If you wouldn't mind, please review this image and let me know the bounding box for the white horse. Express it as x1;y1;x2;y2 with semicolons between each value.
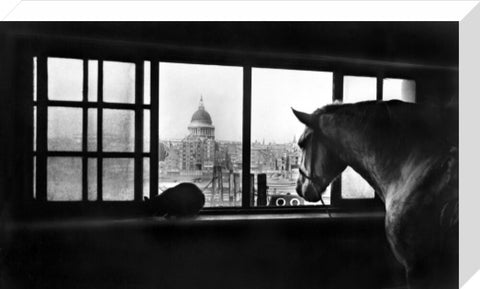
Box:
293;100;458;289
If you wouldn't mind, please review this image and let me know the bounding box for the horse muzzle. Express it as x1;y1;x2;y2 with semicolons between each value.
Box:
296;176;324;202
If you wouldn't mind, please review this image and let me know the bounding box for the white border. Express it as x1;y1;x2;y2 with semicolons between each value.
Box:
0;1;478;21
2;0;480;288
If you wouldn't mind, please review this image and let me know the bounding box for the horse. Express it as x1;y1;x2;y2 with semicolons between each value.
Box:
292;100;458;289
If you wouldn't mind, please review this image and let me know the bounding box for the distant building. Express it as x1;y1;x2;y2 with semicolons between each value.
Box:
181;96;217;174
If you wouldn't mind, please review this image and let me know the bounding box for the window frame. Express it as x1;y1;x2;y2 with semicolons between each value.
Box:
35;57;149;203
18;34;449;217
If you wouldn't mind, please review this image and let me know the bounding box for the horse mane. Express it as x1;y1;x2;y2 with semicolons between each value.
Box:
315;100;457;148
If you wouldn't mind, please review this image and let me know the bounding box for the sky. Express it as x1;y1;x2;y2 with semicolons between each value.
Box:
159;64;336;144
251;68;333;143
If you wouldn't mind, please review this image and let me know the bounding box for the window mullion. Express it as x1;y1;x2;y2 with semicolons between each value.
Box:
150;60;159;199
82;59;88;202
97;60;103;201
242;66;252;208
377;75;383;101
36;55;48;202
134;61;144;202
330;71;343;206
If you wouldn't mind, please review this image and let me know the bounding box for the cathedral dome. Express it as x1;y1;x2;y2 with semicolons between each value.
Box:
189;96;213;126
191;109;212;125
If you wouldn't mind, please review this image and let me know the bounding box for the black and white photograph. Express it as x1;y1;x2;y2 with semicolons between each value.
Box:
0;19;463;289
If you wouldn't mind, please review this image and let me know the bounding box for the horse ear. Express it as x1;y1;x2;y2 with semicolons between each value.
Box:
291;108;313;127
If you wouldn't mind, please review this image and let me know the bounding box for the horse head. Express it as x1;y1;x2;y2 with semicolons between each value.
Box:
292;108;347;202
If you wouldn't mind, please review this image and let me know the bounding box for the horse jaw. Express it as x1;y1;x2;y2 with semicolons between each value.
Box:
296;176;326;202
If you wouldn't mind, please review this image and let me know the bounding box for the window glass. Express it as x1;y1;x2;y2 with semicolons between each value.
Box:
103;61;135;103
144;61;151;105
87;109;97;151
33;57;37;101
144;109;150;152
48;107;82;151
47;157;82;201
343;76;376;103
103;158;134;201
103;109;135;152
48;58;83;101
143;157;150;199
159;62;243;207
342;76;376;199
33;106;37;151
88;158;97;201
383;78;416;103
252;68;333;206
88;60;98;102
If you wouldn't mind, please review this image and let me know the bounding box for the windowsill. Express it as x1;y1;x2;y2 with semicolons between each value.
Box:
4;210;386;233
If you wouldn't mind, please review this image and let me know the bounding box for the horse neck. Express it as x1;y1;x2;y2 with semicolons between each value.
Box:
320;105;444;203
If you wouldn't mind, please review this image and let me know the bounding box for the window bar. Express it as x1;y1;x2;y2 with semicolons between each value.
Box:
30;57;36;202
29;57;37;201
373;75;383;203
36;55;48;202
242;66;252;208
46;151;136;158
97;60;103;201
377;75;383;101
46;100;139;110
82;59;88;201
150;61;159;199
134;61;144;202
330;72;344;206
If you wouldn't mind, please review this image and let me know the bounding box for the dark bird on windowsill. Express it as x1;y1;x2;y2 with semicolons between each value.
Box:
144;182;205;218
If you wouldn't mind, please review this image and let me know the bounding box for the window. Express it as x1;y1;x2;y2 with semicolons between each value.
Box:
251;68;333;207
30;47;416;213
158;62;243;207
383;78;416;103
341;76;377;200
34;57;150;202
337;76;416;201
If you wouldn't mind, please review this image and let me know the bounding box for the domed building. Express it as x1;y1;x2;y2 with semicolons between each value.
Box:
188;96;215;139
181;96;217;174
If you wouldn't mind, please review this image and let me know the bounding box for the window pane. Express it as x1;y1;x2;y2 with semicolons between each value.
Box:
88;109;97;151
47;157;82;201
33;106;37;151
33;156;36;199
159;62;243;207
342;75;376;199
144;61;151;105
88;60;98;102
88;158;97;201
383;78;416;103
343;76;376;103
103;109;135;152
144;109;150;152
103;61;135;103
48;57;83;101
103;158;134;201
252;68;333;206
33;57;37;102
48;107;82;151
144;157;149;199
341;167;375;199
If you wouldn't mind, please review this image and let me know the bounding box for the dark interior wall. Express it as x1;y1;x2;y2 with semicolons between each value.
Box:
0;22;459;67
3;217;406;289
0;22;458;289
